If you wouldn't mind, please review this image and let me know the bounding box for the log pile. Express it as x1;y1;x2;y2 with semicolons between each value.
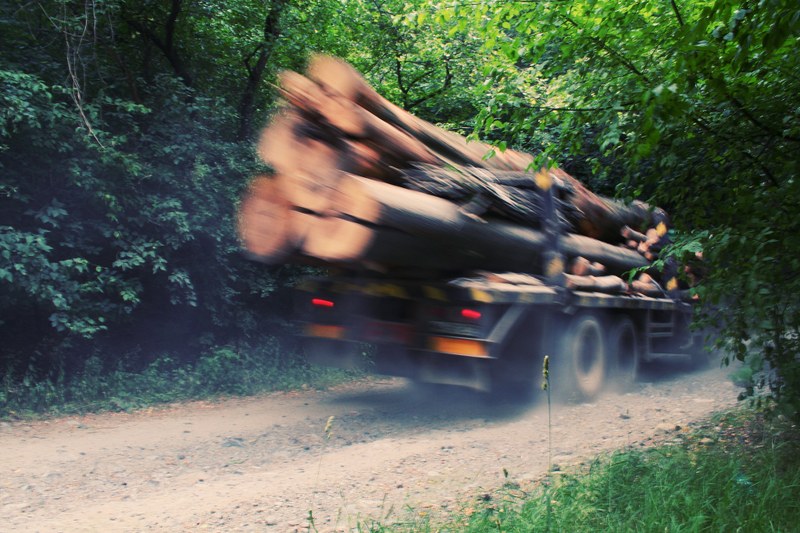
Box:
238;55;688;297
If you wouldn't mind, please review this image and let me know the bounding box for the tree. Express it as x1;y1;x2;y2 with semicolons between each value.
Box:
431;0;800;417
3;0;454;383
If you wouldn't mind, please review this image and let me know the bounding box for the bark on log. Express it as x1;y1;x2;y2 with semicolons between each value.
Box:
299;175;650;275
307;55;535;171
400;165;579;229
548;168;660;243
302;217;526;272
340;139;398;179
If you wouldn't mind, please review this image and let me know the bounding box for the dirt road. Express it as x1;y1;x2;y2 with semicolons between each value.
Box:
0;362;739;532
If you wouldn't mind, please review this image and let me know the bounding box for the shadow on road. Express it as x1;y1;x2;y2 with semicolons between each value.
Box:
321;356;719;428
326;380;531;425
637;356;713;383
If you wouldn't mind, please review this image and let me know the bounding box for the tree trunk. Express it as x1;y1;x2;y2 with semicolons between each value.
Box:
237;0;286;141
125;0;192;87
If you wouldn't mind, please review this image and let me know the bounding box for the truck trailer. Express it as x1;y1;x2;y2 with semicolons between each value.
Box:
295;270;703;401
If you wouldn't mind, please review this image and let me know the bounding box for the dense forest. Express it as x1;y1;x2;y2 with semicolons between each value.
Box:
1;1;798;417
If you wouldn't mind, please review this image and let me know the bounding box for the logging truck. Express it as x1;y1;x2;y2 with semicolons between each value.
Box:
237;56;707;400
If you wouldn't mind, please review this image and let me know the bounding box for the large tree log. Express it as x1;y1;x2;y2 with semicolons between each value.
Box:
629;273;666;297
299;175;650;275
261;58;671;247
399;165;665;243
244;57;677;278
277;71;366;136
257;111;345;178
278;70;442;172
307;55;535;172
401;165;577;230
621;225;648;243
548;168;665;242
569;256;607;276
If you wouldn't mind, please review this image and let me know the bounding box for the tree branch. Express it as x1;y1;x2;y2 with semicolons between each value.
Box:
725;92;800;143
48;1;104;147
670;0;685;27
237;0;286;140
123;0;192;87
563;15;648;82
524;103;635;113
407;60;453;109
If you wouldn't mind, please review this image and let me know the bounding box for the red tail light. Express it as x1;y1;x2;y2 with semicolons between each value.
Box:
312;298;335;308
461;308;481;320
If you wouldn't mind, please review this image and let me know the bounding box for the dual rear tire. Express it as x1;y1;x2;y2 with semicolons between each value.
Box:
552;312;640;402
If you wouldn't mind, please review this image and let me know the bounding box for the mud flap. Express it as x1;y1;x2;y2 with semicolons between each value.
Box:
302;338;370;371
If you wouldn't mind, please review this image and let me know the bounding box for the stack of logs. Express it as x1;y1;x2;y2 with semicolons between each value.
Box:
238;55;687;298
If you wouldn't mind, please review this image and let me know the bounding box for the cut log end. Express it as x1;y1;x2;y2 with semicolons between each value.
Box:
237;176;293;262
257;111;299;171
302;216;376;262
569;256;607;276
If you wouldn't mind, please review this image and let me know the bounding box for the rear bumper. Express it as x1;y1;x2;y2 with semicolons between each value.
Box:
301;336;493;390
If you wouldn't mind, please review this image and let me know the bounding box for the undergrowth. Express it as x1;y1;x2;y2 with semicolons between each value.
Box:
366;409;800;532
0;338;361;419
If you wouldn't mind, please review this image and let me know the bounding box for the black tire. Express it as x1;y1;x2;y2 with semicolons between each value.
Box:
488;313;545;404
553;312;608;402
608;316;640;390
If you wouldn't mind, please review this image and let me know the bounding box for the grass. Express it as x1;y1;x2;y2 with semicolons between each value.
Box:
366;409;800;532
0;338;363;419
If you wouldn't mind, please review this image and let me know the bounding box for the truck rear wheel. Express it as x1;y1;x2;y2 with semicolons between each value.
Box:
553;312;608;402
608;316;640;389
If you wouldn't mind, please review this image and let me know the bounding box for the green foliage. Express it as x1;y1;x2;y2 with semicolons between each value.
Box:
367;411;800;532
4;0;798;418
428;0;800;419
0;0;501;402
340;0;486;129
0;1;338;384
469;432;800;532
0;338;359;418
